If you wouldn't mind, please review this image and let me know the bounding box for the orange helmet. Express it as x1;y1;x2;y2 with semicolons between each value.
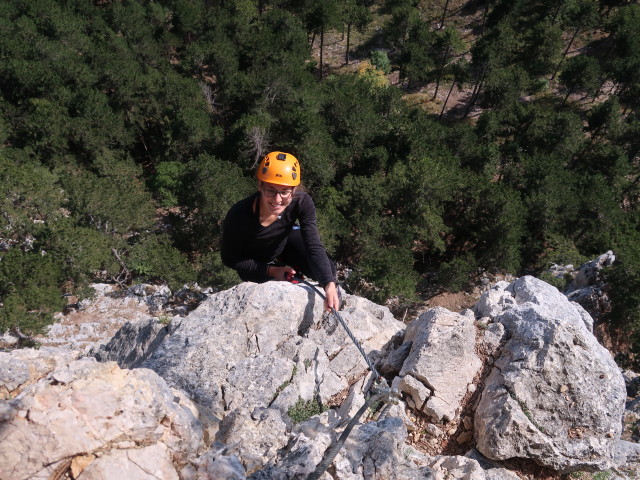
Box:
256;151;300;186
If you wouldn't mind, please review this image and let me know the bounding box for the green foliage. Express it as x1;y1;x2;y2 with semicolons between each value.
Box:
347;244;419;303
61;162;156;234
287;397;328;423
0;249;66;335
0;152;64;244
559;55;602;101
195;251;242;291
128;235;195;291
604;241;640;332
538;272;570;292
45;220;122;284
370;50;391;74
437;253;478;293
398;18;435;85
534;234;586;271
0;0;639;345
150;161;187;207
180;154;254;251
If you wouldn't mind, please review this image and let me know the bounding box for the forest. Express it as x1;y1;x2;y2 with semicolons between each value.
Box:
0;0;638;360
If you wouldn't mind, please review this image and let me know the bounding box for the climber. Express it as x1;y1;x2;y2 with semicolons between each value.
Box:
220;151;340;312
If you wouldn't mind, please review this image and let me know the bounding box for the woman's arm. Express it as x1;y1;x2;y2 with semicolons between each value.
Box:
220;202;270;277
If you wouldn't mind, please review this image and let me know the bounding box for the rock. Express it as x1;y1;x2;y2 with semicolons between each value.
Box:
566;251;615;293
77;444;179;480
564;252;615;322
623;370;640;398
0;347;79;397
480;321;505;356
250;414;336;480
613;440;640;479
474;281;516;318
215;407;289;475
5;270;633;479
0;332;19;348
474;276;626;473
91;317;176;369
428;455;521;480
396;307;482;423
464;449;523;480
0;354;205;480
190;443;247;480
36;283;157;352
103;282;404;424
253;416;436;480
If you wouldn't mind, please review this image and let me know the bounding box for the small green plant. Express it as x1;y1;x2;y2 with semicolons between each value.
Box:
303;358;312;370
158;315;172;326
568;471;614;480
592;471;613;480
287;397;327;423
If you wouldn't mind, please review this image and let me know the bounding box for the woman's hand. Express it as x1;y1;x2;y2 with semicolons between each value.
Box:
268;265;296;281
323;282;339;312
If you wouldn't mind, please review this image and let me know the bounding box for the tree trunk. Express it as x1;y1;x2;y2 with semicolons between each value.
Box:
320;25;324;79
439;79;457;119
562;86;575;106
593;76;609;100
551;2;563;24
551;26;580;80
439;0;451;30
345;23;352;65
463;74;484;118
482;0;490;36
433;44;451;100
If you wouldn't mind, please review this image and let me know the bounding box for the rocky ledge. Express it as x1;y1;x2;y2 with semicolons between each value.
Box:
1;273;639;479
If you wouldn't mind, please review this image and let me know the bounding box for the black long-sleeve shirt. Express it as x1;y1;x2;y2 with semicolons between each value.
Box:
220;191;336;286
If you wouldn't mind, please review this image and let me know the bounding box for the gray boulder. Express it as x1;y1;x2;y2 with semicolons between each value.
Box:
565;251;615;322
392;307;482;424
0;353;206;480
104;281;404;421
566;251;615;293
474;276;626;473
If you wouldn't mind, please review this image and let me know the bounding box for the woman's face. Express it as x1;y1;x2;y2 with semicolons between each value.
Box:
259;181;295;215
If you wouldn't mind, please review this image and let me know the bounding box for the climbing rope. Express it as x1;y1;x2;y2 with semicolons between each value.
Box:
286;272;381;382
285;273;401;480
306;382;399;480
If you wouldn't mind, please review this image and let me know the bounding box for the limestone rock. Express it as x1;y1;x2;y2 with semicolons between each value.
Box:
565;251;615;323
91;317;177;369
215;407;290;475
428;455;521;480
566;251;615;293
253;416;436;480
475;276;626;473
0;347;78;397
473;281;516;319
396;307;482;423
0;354;205;480
97;282;404;423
